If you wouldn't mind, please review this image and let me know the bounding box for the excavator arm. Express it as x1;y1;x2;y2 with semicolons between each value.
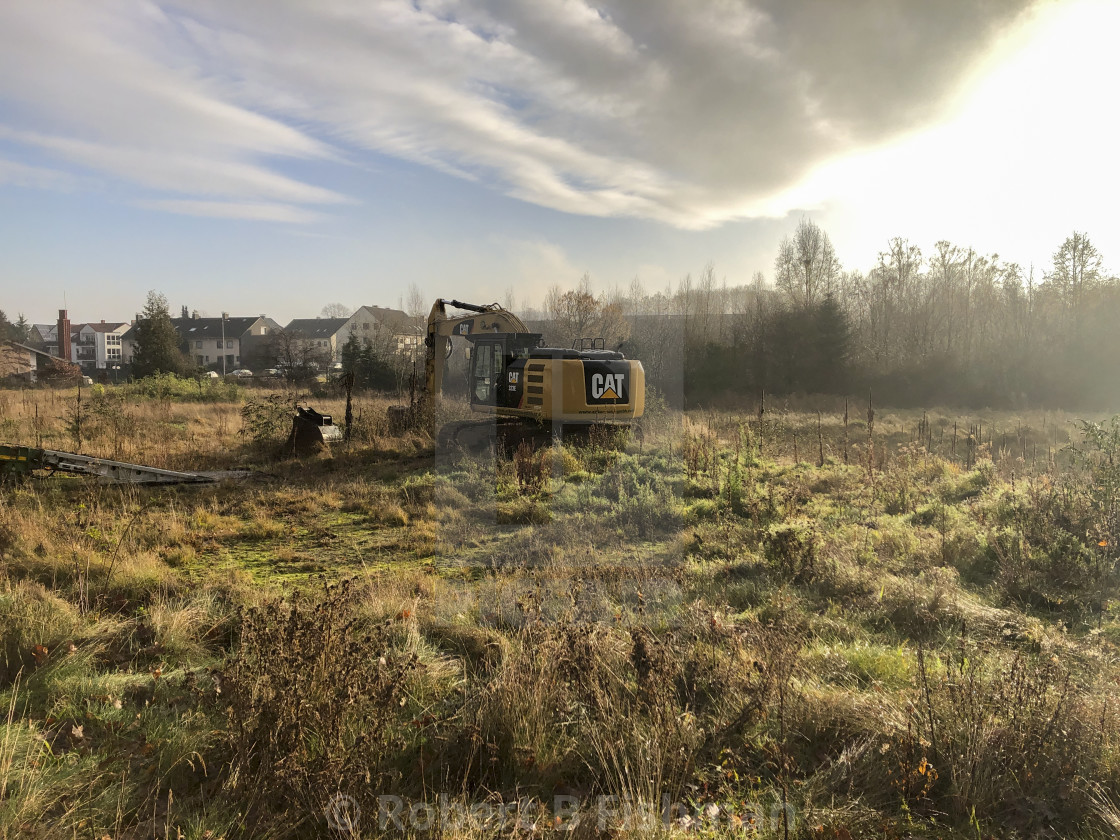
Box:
424;299;529;409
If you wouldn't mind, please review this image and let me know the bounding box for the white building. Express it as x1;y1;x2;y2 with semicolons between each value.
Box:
73;322;130;372
174;316;279;371
338;305;423;359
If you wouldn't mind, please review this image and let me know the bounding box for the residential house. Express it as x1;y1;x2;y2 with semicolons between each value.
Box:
119;324;137;365
395;324;424;358
1;341;42;382
171;315;282;372
28;323;56;352
0;341;80;383
339;306;423;359
73;321;130;372
28;310;71;361
27;312;130;374
282;317;350;363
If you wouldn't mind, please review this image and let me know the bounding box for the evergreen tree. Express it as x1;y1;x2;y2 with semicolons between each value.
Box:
132;291;187;377
810;294;851;393
358;338;398;390
340;333;363;376
13;314;30;342
341;333;397;390
0;310;15;341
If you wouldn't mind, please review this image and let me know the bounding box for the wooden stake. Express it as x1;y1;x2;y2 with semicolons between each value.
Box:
817;411;824;468
867;390;875;479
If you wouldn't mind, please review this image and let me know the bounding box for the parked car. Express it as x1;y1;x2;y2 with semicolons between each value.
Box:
201;371;220;379
230;369;253;378
80;376;93;386
261;368;281;377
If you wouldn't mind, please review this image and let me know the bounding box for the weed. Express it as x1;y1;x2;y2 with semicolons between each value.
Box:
222;577;420;833
239;394;294;449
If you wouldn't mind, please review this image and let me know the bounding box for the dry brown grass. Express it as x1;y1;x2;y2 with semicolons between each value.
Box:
3;383;1120;837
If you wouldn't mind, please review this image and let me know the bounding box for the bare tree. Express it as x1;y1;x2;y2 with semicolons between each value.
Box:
405;283;426;319
269;328;332;379
775;218;841;308
546;276;599;347
321;302;353;319
545;273;631;349
1049;231;1102;314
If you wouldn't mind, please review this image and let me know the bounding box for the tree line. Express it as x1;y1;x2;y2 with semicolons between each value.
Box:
533;224;1120;409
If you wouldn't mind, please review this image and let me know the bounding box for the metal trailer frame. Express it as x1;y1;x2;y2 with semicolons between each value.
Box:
0;444;221;485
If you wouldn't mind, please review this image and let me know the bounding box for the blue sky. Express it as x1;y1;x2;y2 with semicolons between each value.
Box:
2;0;1118;325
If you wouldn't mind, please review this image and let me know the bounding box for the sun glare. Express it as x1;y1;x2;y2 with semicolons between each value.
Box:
799;0;1120;271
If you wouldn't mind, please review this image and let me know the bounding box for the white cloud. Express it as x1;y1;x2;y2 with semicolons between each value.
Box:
0;156;79;191
0;0;1038;227
0;127;348;205
0;0;342;218
136;199;327;223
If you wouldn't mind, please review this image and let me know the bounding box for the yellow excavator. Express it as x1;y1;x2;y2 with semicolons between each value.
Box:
414;298;645;452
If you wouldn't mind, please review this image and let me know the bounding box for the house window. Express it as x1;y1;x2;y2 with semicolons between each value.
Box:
205;356;210;363
196;341;203;349
363;323;370;331
226;340;234;349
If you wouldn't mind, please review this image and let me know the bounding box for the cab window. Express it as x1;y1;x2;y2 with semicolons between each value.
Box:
472;342;502;403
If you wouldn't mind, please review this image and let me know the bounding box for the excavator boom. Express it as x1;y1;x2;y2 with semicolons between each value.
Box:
423;299;529;411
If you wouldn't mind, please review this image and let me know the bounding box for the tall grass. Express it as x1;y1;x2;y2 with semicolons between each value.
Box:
1;384;1120;837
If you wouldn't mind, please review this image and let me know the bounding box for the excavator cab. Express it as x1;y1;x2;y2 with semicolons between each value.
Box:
466;333;542;410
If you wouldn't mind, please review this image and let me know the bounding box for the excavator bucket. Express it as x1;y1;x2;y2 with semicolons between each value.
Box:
287;406;343;454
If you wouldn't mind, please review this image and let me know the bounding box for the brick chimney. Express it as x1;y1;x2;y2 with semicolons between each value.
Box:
57;309;71;361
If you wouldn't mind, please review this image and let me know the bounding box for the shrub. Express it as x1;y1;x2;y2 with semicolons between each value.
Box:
222;579;420;833
895;641;1108;832
765;523;816;581
123;372;242;403
239;394;293;448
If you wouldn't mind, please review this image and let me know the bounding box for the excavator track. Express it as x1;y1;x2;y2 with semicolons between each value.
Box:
437;420;634;457
437;420;494;455
437;419;556;456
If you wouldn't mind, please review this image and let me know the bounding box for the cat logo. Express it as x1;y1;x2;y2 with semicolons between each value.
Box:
591;372;625;401
456;322;472;335
584;363;629;405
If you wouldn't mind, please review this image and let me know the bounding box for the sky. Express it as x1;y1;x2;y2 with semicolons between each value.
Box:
1;0;1118;325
